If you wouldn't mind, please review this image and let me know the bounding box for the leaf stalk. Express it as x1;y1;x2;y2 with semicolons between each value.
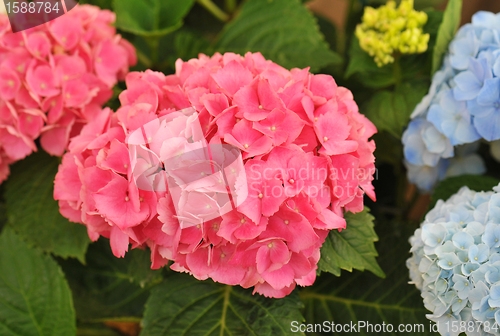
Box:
197;0;230;22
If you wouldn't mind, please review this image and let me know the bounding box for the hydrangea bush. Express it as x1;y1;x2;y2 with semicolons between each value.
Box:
0;5;136;183
54;52;377;297
403;11;500;191
408;184;500;335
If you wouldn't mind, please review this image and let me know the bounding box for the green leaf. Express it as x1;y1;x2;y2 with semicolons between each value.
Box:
424;10;445;37
140;274;305;336
302;221;437;336
431;175;500;208
113;0;196;37
345;36;396;89
160;29;213;66
4;151;90;263
422;9;445;71
415;0;447;10
59;239;162;321
318;208;385;278
0;228;76;335
0;201;6;233
174;30;212;61
431;0;462;74
364;81;428;138
216;0;341;72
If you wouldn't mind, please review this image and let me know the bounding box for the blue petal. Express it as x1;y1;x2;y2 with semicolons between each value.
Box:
452;231;474;250
452;119;481;145
472;11;500;29
494;56;500;77
453;71;482;100
491;284;500;300
473;111;500;141
477;77;500;106
450;34;479;70
427;104;447;134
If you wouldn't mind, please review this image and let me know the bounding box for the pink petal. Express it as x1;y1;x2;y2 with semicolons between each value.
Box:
186;246;215;279
0;127;34;160
26;32;51;59
211;60;253;96
18;112;44;139
54;153;82;203
26;64;60;97
50;15;82;50
63;79;91;107
253;281;295;298
0;67;21;100
261;264;295;290
295;268;317;287
40;115;75;156
315;208;346;230
56;55;87;81
202;93;229;117
309;74;337;100
93;176;149;229
315;112;358;155
95;40;128;87
267;207;319;252
98;139;130;175
233;79;285;121
110;226;130;258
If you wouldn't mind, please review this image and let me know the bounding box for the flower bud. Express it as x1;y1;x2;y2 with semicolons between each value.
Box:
355;0;429;66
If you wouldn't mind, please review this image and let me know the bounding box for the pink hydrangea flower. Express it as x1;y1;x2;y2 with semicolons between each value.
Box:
0;4;136;184
54;52;376;298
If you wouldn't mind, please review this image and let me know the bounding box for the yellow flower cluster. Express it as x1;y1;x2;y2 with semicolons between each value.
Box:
355;0;430;67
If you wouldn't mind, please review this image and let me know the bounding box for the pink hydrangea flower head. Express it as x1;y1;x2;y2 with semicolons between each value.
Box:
0;4;136;182
54;52;376;298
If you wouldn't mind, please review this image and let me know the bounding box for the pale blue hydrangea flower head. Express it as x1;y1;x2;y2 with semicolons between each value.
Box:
407;183;500;335
403;11;500;191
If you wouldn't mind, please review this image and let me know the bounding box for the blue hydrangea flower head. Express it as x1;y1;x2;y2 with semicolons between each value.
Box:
408;183;500;335
403;11;500;191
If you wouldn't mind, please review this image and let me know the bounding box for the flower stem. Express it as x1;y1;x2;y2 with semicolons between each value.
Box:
393;55;402;86
197;0;230;22
224;0;237;13
145;37;160;65
135;49;153;69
